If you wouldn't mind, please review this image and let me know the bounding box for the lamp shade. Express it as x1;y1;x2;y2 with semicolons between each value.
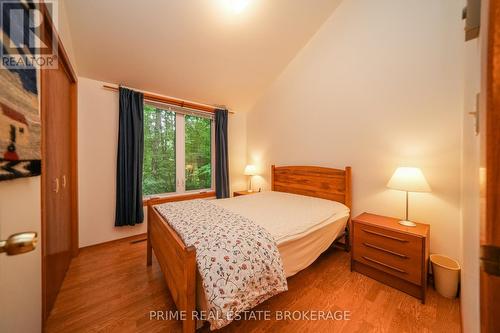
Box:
387;167;431;192
244;164;257;176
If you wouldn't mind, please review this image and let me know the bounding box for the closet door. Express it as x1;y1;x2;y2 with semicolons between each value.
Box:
41;55;73;319
40;8;78;321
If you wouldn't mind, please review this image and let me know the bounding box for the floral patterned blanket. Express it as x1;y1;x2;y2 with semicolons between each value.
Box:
155;199;288;330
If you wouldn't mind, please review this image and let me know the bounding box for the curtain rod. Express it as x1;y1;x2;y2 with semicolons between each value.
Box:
102;84;235;114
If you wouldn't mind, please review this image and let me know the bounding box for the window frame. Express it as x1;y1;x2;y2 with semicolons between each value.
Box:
142;102;215;199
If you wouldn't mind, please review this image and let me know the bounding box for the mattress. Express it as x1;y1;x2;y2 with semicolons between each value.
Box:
213;191;350;243
212;191;350;276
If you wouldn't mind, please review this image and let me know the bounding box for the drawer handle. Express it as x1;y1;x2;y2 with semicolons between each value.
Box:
362;256;407;274
363;242;408;258
362;228;408;243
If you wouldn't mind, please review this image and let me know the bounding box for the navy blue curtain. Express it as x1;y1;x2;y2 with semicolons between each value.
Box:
215;109;229;198
115;87;144;226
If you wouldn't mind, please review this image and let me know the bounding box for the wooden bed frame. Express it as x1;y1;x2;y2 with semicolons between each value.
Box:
147;165;352;333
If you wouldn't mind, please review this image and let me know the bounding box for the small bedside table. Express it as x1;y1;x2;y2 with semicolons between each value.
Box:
233;190;259;197
351;213;430;303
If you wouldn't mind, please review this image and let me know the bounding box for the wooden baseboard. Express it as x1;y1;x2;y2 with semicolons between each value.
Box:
79;233;147;251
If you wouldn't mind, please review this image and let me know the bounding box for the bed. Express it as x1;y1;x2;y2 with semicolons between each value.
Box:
147;165;352;332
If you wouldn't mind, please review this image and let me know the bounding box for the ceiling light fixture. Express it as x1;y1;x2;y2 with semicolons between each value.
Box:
220;0;251;14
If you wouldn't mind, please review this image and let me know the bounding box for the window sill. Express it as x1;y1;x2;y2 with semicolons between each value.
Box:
143;191;216;206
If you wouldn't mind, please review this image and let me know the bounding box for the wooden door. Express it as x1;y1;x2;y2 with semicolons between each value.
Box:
41;58;72;318
40;5;78;322
480;0;500;332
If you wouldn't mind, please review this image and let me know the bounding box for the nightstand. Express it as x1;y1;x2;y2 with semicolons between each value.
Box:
351;213;430;303
233;190;258;197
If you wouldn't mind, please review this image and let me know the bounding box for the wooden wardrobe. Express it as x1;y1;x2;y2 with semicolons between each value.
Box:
40;6;78;322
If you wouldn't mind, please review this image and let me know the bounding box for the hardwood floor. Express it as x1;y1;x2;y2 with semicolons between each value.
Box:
45;235;461;333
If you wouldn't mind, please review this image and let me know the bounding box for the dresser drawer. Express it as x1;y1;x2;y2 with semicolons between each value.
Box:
351;213;430;303
354;222;422;259
353;240;422;285
353;221;424;285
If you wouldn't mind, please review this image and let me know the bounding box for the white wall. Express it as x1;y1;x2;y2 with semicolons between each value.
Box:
460;36;481;333
460;2;486;328
78;77;146;247
78;77;247;247
228;110;248;193
55;0;78;73
247;0;465;260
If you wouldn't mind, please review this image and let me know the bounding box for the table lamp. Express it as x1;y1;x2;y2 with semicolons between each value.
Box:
244;164;257;192
386;167;431;227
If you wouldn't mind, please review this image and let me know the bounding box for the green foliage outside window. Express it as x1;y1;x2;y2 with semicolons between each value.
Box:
185;115;212;190
142;105;176;195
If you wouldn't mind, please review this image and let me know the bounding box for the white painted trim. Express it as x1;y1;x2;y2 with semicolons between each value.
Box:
175;113;185;194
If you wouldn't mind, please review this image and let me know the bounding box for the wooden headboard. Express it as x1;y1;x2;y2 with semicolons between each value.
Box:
271;165;352;209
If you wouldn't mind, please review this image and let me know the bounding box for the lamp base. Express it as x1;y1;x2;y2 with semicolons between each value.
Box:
399;220;417;227
247;189;254;193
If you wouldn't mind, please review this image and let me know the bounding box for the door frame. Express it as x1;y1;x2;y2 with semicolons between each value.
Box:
481;0;500;332
39;3;78;323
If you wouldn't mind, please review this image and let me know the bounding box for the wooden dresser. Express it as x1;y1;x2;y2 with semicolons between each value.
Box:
351;213;430;303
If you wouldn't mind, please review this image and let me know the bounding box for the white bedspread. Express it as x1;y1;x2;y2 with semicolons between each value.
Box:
212;191;350;243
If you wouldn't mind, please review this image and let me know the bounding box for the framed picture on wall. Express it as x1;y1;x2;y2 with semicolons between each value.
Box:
0;1;41;181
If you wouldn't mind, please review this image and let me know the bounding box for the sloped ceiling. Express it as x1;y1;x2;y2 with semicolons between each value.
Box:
63;0;342;111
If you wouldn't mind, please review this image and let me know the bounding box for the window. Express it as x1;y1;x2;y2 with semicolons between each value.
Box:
143;105;176;195
142;103;213;196
185;115;212;191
